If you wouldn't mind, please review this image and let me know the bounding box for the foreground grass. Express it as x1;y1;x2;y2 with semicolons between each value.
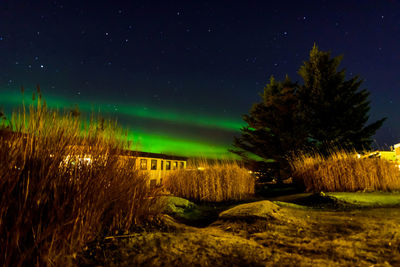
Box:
0;92;160;266
164;159;255;202
291;150;400;192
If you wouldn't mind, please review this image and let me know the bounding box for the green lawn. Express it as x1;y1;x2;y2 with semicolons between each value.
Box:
327;192;400;207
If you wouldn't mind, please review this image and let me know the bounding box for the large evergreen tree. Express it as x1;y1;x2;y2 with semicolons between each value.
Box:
232;45;385;179
231;76;307;179
297;44;385;152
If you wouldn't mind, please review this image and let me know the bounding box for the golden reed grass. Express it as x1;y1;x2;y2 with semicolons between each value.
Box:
290;150;400;192
0;92;160;266
164;158;255;202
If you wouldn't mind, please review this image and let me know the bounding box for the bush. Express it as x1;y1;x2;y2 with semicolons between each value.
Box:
290;150;400;192
164;159;255;202
0;93;160;266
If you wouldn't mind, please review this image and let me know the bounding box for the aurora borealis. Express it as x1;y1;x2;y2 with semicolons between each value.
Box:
1;1;400;157
1;90;241;157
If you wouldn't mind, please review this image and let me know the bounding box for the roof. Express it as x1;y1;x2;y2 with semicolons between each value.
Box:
120;150;188;161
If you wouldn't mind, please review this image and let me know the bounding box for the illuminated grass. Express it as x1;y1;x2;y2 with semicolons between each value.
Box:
0;94;162;266
327;192;400;206
291;150;400;192
164;159;255;202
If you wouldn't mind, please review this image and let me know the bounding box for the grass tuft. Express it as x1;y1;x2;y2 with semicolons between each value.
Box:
164;159;255;202
0;93;160;266
290;150;400;192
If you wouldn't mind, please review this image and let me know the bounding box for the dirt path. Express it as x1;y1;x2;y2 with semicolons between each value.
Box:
79;203;400;266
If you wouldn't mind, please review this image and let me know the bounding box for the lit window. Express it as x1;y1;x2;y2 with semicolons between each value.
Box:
140;159;147;170
151;159;157;170
166;161;171;170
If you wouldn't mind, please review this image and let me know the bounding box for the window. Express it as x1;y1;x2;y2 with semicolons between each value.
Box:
179;161;184;169
173;161;177;170
166;161;171;170
151;159;157;170
140;159;147;170
161;160;164;170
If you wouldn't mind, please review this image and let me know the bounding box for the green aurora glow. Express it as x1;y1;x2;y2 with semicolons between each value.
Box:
2;91;244;131
1;90;244;158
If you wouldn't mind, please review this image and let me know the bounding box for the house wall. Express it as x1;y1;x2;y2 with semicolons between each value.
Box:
120;156;187;186
395;144;400;161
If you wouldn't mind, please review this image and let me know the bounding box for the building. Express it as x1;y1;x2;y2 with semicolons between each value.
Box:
363;143;400;164
119;150;188;187
395;143;400;162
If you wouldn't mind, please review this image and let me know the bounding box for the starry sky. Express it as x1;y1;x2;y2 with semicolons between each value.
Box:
1;0;399;157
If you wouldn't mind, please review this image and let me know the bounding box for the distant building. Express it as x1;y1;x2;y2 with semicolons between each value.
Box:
119;150;187;187
63;147;188;187
395;143;400;162
0;129;188;188
363;143;400;165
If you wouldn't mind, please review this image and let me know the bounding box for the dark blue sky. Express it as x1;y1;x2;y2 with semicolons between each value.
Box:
1;0;399;155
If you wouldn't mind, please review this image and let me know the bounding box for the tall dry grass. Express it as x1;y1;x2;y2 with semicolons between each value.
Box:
0;92;160;266
164;159;255;202
291;150;400;192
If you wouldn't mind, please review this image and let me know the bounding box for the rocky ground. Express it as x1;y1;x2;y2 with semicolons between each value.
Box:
79;194;400;266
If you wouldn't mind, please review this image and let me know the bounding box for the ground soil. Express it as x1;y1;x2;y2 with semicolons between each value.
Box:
79;197;400;267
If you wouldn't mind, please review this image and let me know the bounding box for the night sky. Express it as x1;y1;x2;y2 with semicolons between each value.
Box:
1;0;399;157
